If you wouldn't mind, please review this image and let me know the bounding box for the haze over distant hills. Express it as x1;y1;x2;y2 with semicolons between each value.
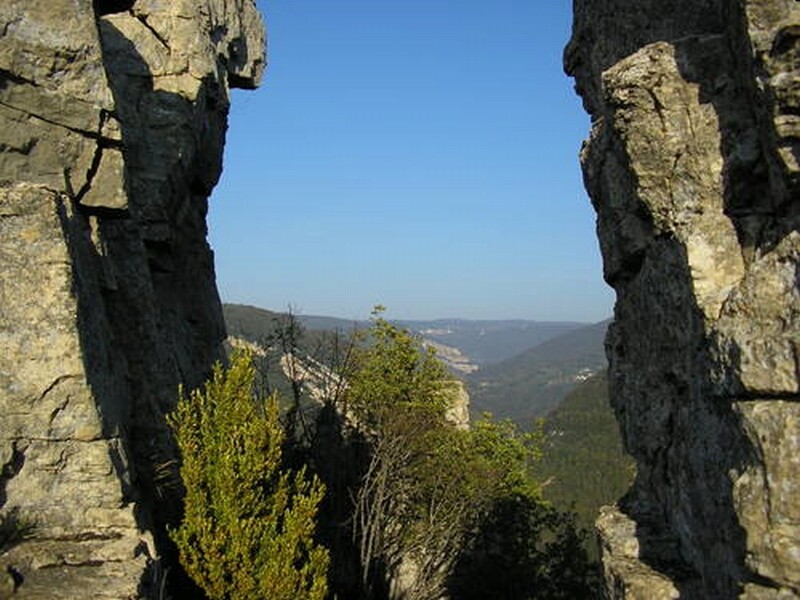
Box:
223;303;597;366
399;318;585;366
467;319;610;423
223;303;609;424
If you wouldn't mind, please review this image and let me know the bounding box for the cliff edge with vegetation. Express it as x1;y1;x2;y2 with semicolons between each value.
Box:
0;1;264;597
566;0;799;597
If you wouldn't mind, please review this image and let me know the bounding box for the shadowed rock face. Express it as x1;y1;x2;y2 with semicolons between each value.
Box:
0;0;264;597
566;0;799;598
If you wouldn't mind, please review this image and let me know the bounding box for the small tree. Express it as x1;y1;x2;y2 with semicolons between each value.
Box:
345;310;550;599
344;313;588;600
344;311;453;595
168;351;329;600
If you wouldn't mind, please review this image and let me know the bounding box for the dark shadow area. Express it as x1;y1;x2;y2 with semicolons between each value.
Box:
0;508;32;595
94;0;136;16
100;17;228;599
0;508;35;555
564;0;728;120
0;444;25;510
672;31;781;260
448;494;597;600
666;10;797;592
607;239;757;598
304;404;378;600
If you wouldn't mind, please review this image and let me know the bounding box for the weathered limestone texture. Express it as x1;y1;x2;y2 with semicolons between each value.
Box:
566;0;800;597
0;0;264;597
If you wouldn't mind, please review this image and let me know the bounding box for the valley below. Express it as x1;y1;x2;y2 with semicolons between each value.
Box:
223;303;610;424
223;303;634;566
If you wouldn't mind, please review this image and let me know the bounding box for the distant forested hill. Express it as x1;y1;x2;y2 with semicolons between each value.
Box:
222;304;354;407
538;372;635;559
223;303;362;341
223;303;282;339
467;319;610;424
224;304;612;425
397;319;584;365
223;303;587;368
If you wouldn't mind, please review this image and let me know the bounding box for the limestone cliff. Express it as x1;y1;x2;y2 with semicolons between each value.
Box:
566;0;799;597
0;1;264;597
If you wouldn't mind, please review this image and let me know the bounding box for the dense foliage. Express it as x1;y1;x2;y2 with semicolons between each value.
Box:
539;371;636;560
186;307;604;598
345;312;464;598
168;351;329;600
449;493;593;599
343;311;593;599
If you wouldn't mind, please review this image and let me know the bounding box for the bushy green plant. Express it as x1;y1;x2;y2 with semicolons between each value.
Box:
168;351;329;600
340;308;600;599
345;311;455;597
346;310;554;599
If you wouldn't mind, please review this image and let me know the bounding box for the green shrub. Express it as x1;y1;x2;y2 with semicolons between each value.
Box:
168;351;329;600
346;311;555;599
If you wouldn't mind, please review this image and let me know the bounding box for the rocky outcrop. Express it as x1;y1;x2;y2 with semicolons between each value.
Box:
566;0;799;597
0;1;264;597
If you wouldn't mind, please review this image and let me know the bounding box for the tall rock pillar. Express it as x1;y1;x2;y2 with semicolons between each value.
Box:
0;1;265;597
566;0;800;597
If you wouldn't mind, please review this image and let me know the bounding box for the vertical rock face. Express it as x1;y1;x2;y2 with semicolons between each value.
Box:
0;1;264;597
566;0;800;598
565;0;800;599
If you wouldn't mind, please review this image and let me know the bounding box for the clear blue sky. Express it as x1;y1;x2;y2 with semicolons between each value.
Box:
209;0;614;323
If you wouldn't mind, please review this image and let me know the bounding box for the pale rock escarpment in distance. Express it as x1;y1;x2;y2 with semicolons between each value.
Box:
0;1;264;597
566;0;799;598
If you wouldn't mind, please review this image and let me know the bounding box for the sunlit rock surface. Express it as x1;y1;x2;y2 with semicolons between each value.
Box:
0;1;264;596
566;0;800;597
